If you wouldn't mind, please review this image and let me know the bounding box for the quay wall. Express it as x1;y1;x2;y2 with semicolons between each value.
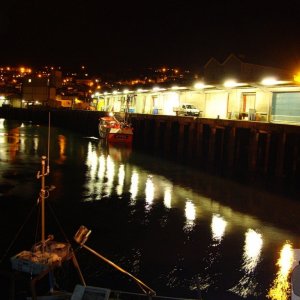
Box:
1;107;300;197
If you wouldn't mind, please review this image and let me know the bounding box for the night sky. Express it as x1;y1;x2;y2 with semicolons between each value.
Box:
1;0;300;74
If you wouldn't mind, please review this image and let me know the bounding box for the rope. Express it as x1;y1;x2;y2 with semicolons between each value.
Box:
46;200;71;244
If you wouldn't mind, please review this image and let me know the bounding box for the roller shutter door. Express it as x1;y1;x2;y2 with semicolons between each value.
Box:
272;92;300;122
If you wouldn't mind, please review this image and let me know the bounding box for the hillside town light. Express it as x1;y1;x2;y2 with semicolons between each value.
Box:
294;72;300;83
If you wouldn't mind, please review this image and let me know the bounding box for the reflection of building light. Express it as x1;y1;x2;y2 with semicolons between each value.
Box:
268;242;294;300
145;176;154;206
229;229;263;298
84;142;100;201
164;186;172;208
33;137;38;152
185;200;195;221
57;134;66;163
211;214;227;243
129;170;138;204
244;229;263;273
185;200;195;230
104;155;115;196
97;155;106;183
86;142;98;180
116;164;125;195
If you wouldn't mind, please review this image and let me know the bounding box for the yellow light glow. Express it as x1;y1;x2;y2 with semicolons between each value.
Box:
129;170;139;204
145;176;154;206
116;164;125;195
261;77;277;86
185;199;196;229
104;155;115;196
211;214;227;242
294;73;300;83
163;187;172;208
224;79;237;88
267;242;294;300
57;134;67;164
229;229;263;298
194;82;205;89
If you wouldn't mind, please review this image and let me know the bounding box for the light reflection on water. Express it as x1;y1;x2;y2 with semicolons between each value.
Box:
1;119;300;299
211;214;227;243
267;242;294;300
229;229;263;298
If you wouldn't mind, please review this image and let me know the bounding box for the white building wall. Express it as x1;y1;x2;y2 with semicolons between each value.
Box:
204;91;228;118
135;94;146;113
187;92;206;111
97;84;300;122
144;94;154;114
228;90;240;117
178;91;205;109
162;92;179;115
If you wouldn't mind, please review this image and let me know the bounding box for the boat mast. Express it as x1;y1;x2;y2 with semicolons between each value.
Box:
37;112;51;254
37;156;49;254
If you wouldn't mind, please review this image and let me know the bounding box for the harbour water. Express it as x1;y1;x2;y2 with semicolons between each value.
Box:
0;118;299;300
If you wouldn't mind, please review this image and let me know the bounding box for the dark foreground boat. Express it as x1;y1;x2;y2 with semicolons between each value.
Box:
5;115;200;300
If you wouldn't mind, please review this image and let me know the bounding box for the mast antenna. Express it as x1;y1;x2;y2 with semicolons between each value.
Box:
47;112;51;173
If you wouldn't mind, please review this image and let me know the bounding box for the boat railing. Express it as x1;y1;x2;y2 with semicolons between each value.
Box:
71;284;201;300
108;289;201;300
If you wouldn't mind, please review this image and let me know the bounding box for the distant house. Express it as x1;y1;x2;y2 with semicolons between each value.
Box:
21;71;62;107
203;53;292;83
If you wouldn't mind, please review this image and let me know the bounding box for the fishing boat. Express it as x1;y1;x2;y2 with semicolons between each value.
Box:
9;121;86;299
98;95;134;145
98;114;133;145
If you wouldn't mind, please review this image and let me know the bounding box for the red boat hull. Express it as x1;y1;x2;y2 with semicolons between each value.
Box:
108;132;133;144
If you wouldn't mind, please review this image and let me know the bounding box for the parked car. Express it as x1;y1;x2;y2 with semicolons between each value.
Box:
173;103;200;116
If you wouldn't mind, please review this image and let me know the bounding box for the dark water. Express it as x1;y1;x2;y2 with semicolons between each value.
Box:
0;118;300;300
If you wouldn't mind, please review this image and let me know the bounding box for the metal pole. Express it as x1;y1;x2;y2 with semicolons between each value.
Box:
81;243;156;296
40;156;46;253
